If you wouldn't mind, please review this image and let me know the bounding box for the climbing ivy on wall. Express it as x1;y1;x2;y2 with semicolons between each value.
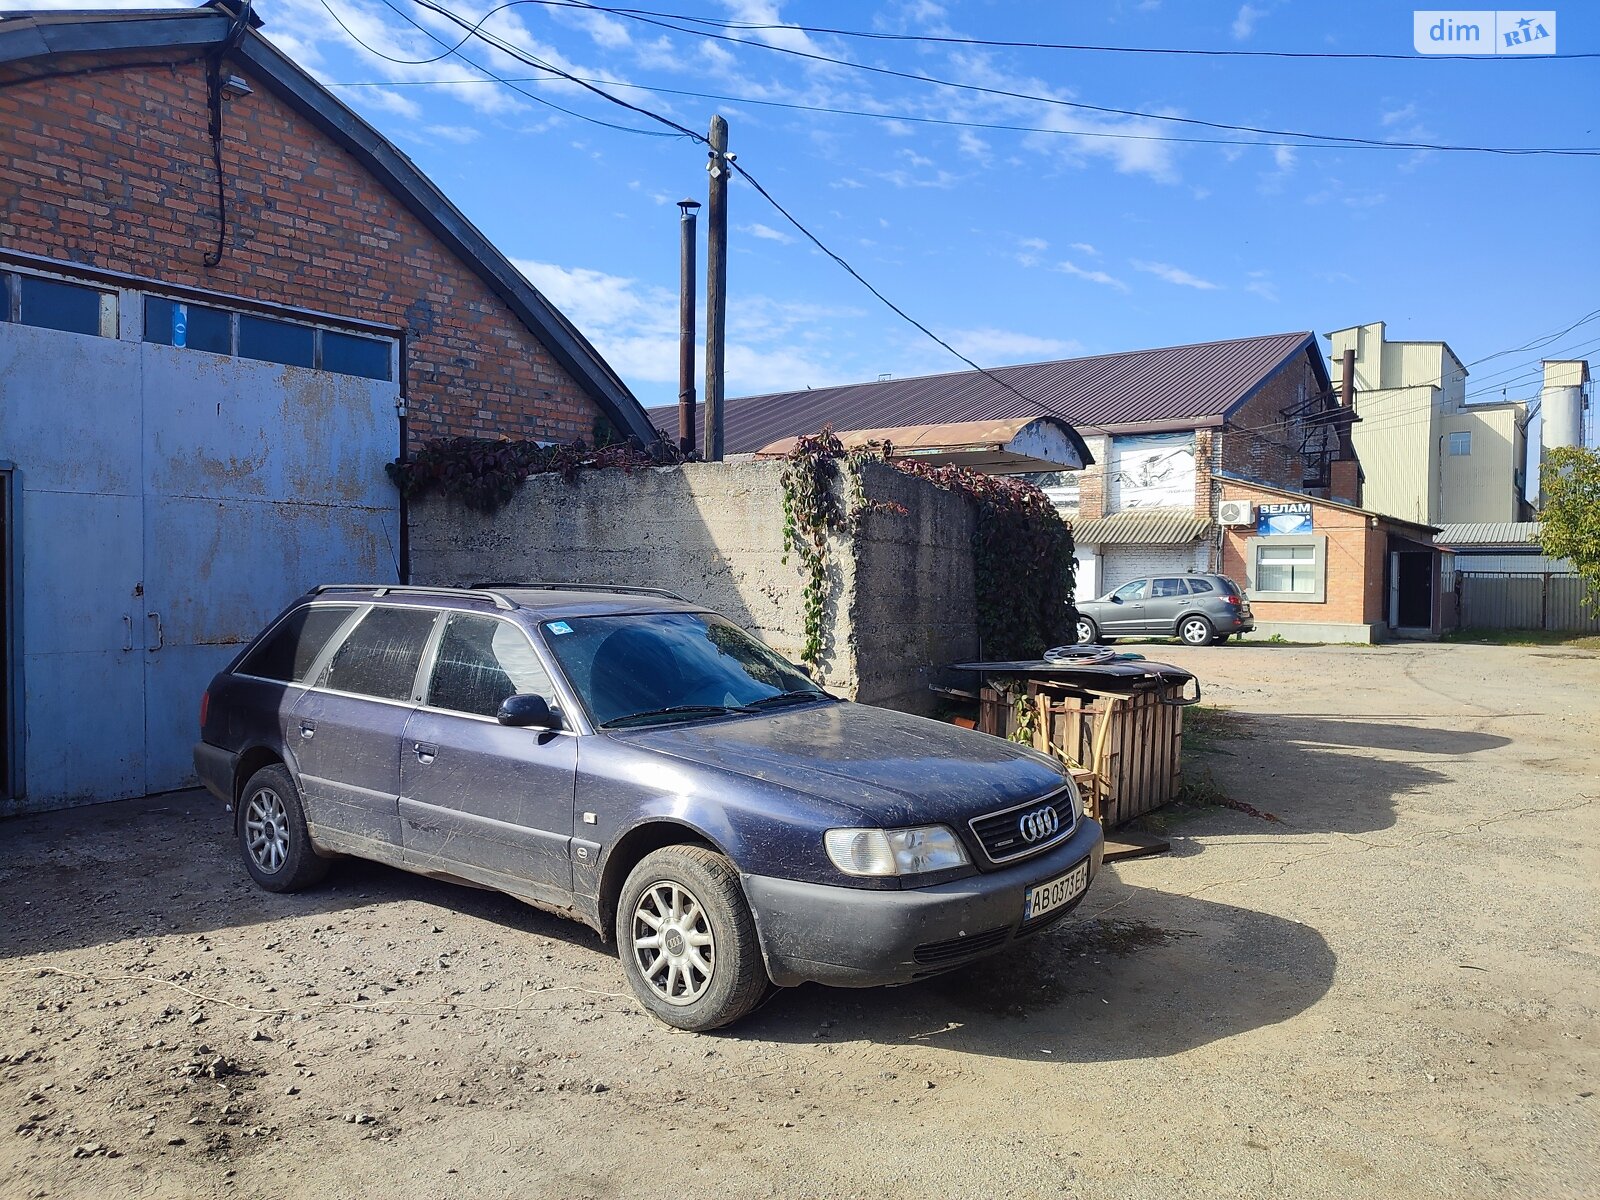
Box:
387;434;685;512
891;461;1076;661
779;429;907;673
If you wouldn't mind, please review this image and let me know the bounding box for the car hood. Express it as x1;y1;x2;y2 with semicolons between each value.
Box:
623;700;1067;827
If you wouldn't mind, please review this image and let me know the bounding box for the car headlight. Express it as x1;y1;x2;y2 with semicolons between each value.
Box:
1064;774;1085;822
824;825;971;877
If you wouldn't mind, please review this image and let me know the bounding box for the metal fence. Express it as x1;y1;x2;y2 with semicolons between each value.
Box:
1456;572;1600;633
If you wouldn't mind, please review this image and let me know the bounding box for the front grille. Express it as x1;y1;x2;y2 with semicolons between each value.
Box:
913;925;1009;965
969;786;1077;864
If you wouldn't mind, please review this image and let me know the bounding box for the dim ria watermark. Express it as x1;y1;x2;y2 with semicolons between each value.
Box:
1414;10;1556;53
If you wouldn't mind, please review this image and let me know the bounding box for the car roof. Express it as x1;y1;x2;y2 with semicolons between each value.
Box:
305;584;707;620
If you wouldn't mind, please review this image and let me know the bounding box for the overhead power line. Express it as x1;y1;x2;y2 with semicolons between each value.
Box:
326;71;1588;156
455;0;1600;62
530;0;1600;156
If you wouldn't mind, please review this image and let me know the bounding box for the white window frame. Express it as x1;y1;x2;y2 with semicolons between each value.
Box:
1448;431;1472;456
1245;534;1327;604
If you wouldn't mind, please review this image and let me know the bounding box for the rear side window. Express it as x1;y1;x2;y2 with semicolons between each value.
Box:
237;605;356;682
427;614;554;718
1186;578;1214;594
320;607;439;701
1151;578;1186;598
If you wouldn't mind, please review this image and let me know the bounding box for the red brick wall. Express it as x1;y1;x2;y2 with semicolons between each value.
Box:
0;58;604;447
1217;350;1324;491
1218;479;1379;627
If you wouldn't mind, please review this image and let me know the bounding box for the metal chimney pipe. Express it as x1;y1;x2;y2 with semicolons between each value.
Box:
676;198;701;456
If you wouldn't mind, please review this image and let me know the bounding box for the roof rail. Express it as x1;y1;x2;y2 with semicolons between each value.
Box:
311;583;516;611
470;581;690;603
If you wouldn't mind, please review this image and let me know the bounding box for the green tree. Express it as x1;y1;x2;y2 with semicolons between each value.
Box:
1539;446;1600;607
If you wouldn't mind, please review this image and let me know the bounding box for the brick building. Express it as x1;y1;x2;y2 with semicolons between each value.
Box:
0;2;657;811
1217;478;1441;642
652;332;1358;598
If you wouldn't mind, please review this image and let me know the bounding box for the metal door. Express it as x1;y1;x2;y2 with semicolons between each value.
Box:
139;347;401;793
0;325;149;805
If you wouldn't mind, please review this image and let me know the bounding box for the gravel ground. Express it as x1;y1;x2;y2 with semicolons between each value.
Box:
1;641;1595;1200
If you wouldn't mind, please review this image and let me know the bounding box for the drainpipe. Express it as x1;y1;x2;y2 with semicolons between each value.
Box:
676;198;701;456
397;331;410;585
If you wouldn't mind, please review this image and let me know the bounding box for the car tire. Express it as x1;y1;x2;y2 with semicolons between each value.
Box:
1075;616;1099;644
1178;615;1216;647
238;763;331;893
616;845;768;1032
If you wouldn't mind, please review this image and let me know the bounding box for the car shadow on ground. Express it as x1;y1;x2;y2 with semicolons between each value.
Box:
2;795;1331;1064
1180;712;1510;838
739;882;1334;1062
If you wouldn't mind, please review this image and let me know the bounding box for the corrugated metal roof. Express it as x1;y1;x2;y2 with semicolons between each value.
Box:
1436;522;1543;547
652;331;1320;454
1070;508;1212;546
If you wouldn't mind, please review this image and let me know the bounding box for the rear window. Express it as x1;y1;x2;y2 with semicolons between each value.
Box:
237;605;356;683
320;606;439;701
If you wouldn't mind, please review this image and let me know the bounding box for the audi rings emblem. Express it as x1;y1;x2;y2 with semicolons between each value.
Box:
1018;805;1060;844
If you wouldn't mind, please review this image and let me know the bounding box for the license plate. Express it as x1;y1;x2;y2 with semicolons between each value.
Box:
1024;859;1089;921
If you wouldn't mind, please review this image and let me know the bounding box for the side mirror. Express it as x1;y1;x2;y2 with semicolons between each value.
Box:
1109;595;1122;604
497;693;563;730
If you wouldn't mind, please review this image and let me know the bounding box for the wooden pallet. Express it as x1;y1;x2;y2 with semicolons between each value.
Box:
978;680;1185;830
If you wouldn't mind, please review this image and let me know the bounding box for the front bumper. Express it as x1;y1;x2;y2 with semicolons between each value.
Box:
743;816;1105;988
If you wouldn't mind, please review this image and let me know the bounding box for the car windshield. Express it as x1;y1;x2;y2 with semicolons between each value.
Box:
540;611;828;728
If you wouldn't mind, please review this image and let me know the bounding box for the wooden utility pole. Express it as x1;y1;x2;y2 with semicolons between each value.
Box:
704;115;729;462
676;198;700;456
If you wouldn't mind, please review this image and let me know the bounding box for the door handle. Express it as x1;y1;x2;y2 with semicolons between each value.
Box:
123;614;134;652
146;611;164;651
413;742;438;765
299;720;316;739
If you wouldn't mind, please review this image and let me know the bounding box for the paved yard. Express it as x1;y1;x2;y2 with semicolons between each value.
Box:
1;642;1596;1199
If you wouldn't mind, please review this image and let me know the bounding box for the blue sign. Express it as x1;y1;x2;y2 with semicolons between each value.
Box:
1257;501;1313;536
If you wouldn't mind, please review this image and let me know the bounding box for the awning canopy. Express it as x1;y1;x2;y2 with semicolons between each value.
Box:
1072;507;1212;546
753;415;1089;474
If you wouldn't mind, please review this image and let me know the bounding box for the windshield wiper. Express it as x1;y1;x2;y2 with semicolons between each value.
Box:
600;704;754;729
746;689;832;709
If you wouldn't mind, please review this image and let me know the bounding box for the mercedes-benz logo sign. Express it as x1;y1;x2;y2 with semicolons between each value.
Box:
1018;805;1060;844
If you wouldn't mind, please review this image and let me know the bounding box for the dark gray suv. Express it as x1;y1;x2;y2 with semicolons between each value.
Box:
196;584;1104;1030
1075;573;1254;646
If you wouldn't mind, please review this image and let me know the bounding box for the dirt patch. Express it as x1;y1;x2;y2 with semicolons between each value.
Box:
1;642;1597;1199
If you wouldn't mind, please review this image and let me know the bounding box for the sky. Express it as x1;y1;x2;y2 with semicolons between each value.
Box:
5;0;1597;436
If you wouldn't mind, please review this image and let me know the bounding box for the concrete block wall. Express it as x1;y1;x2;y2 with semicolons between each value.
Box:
409;460;982;714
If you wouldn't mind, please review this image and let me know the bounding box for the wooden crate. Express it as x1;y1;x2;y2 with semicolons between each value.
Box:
978;680;1185;830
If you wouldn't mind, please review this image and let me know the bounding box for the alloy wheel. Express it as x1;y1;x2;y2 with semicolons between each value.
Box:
244;787;291;874
630;881;715;1005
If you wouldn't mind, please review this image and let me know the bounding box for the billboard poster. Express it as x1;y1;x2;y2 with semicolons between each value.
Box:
1257;501;1313;536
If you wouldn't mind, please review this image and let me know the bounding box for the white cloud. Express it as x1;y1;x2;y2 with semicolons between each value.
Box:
1381;103;1418;127
1272;144;1297;171
423;124;481;144
1020;237;1050;252
956;130;991;162
741;222;794;245
512;258;862;397
945;327;1082;364
1245;274;1279;302
1057;260;1131;292
1232;4;1266;40
1070;242;1099;256
1131;260;1220;290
